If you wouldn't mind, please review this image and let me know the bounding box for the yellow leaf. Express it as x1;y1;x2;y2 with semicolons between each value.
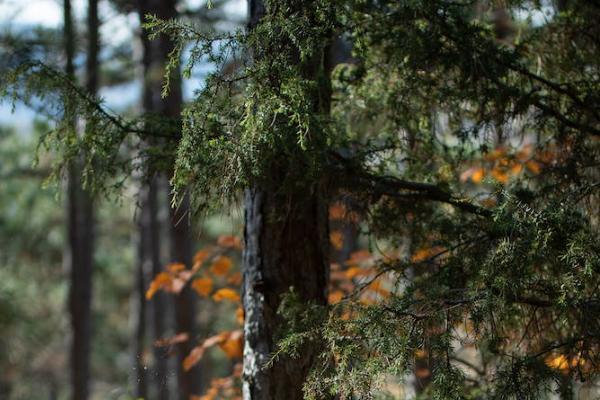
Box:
329;230;344;250
213;288;240;303
210;256;233;276
218;330;243;359
545;354;569;371
191;278;213;297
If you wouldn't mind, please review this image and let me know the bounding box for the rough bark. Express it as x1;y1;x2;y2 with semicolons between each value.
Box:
65;0;96;398
242;187;330;400
241;3;331;399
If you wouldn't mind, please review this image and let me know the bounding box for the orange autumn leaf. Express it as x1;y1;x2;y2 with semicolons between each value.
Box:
480;197;497;208
328;290;344;304
471;167;485;183
483;146;507;161
191;278;213;297
526;160;542;174
411;246;444;263
183;332;229;371
330;230;344;250
235;307;244;325
515;144;533;161
183;345;206;371
227;271;242;286
329;203;346;220
545;354;570;371
344;266;364;279
415;367;431;379
491;167;509;184
218;330;243;359
167;262;186;273
146;272;173;300
414;349;428;359
217;235;242;249
193;249;211;271
210;256;233;276
155;332;190;347
510;163;523;175
367;279;391;297
213;288;241;303
204;332;230;348
347;250;372;264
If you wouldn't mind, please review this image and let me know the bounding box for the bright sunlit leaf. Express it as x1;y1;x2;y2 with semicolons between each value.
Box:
191;278;213;297
218;330;243;359
210;255;233;276
213;288;240;303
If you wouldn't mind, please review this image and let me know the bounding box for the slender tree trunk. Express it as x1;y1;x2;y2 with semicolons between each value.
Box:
168;192;202;399
150;1;203;397
138;1;202;398
131;211;148;398
241;3;331;399
148;179;171;400
65;0;96;398
137;2;171;398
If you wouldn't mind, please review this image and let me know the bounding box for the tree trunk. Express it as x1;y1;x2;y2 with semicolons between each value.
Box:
65;0;96;398
151;0;203;397
137;0;201;397
131;197;149;398
241;3;333;398
168;192;202;399
137;2;171;397
242;186;330;400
